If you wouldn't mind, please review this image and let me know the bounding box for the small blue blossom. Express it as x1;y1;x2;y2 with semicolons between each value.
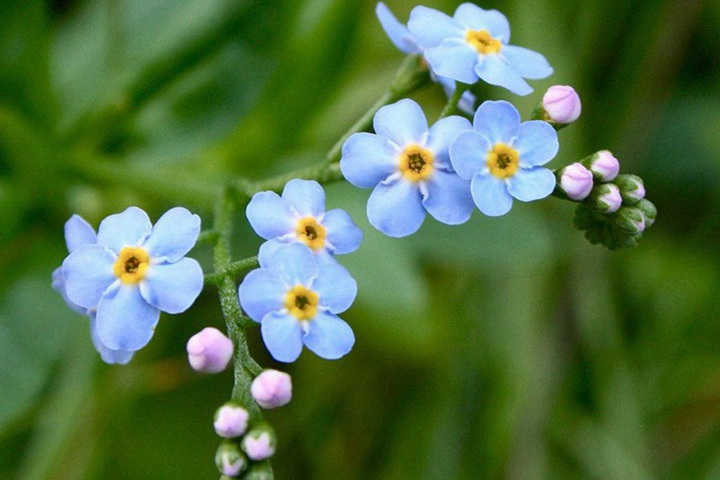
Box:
246;179;362;264
238;242;356;363
340;98;474;237
376;2;476;114
407;3;553;95
450;100;559;216
60;207;204;353
52;215;134;364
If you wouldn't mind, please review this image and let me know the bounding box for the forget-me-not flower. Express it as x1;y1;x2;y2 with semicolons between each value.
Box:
52;215;134;364
61;206;204;353
376;2;476;114
450;100;559;216
407;3;553;95
341;98;474;237
246;179;362;264
238;242;356;363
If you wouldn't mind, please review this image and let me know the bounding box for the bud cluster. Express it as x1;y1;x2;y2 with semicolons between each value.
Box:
566;151;656;249
212;370;291;477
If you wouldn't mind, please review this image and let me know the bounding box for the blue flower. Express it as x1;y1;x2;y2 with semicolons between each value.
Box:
61;207;204;353
246;179;362;264
407;3;553;95
376;2;476;114
340;98;474;237
449;100;558;216
52;215;134;364
238;242;356;363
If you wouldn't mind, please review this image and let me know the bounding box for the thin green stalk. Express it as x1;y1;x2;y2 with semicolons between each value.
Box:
438;81;470;119
204;256;259;285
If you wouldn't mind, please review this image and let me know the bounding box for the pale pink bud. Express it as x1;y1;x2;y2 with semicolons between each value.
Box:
214;403;249;438
542;85;582;124
591;183;622;213
251;370;292;409
589;150;620;182
559;163;593;200
215;440;247;477
242;428;276;461
187;327;233;373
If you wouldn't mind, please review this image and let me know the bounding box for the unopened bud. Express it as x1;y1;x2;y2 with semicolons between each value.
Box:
251;370;292;409
614;174;645;205
635;199;657;227
585;150;620;182
215;440;248;478
214;403;249;438
615;206;646;235
588;183;622;213
187;327;233;374
242;424;277;461
542;85;581;124
558;163;594;200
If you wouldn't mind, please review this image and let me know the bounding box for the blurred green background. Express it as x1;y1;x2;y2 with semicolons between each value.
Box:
1;0;719;478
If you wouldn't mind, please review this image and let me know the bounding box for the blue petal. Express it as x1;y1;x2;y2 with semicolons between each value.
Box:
257;238;286;268
246;191;296;239
471;173;514;216
373;99;428;147
449;130;491;180
367;178;425;238
303;311;355;360
96;283;160;351
501;45;553;79
263;242;318;286
425;41;479;84
323;209;363;255
90;314;134;364
139;258;203;314
142;207;200;262
282;179;326;218
261;312;304;363
437;76;476;114
96;207;152;253
340;133;398;189
52;267;87;315
476;55;533;96
376;2;421;54
515;121;559;167
313;263;357;314
427;115;472;166
423;169;474;225
506;167;556;202
472;100;521;145
62;245;117;309
408;5;464;47
64;215;97;253
238;268;286;322
454;4;510;41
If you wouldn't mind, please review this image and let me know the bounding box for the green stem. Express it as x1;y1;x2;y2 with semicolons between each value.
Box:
438;81;470;119
204;256;259;285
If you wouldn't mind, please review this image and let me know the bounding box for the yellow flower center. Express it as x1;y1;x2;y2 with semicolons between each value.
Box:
466;29;502;54
113;246;150;284
487;143;519;179
399;144;434;182
284;285;319;321
296;217;327;251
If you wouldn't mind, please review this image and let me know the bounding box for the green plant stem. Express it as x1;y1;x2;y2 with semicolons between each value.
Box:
204;256;259;285
438;81;470;119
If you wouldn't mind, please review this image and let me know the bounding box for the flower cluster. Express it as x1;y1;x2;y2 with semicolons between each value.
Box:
561;151;656;249
53;207;204;363
240;180;360;362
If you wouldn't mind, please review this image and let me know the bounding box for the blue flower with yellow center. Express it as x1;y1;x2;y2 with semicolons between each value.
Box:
60;207;204;353
246;179;362;264
340;98;474;237
238;242;356;363
450;100;559;216
407;3;553;95
52;215;134;364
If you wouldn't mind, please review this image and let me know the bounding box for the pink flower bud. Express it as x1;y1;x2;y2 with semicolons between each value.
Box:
242;428;276;461
251;370;292;409
589;150;620;182
215;440;247;477
214;403;249;438
187;327;233;373
542;85;581;124
592;183;622;213
559;163;593;200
